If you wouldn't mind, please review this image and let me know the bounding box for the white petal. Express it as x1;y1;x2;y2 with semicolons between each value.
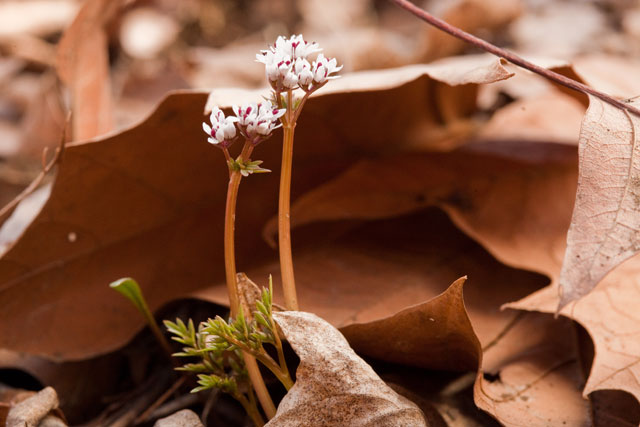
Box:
202;122;212;135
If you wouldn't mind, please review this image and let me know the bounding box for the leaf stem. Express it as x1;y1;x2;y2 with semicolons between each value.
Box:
278;89;299;311
389;0;640;117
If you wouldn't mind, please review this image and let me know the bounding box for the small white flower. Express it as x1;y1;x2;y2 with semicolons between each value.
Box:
233;103;258;127
288;34;321;59
295;58;313;87
312;53;342;85
256;51;281;82
202;107;238;147
234;101;285;143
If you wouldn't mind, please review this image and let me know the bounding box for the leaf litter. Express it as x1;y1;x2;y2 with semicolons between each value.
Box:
2;0;640;424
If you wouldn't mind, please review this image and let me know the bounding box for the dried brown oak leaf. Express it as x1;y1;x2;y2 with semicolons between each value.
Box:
0;56;515;361
558;97;640;308
267;311;427;426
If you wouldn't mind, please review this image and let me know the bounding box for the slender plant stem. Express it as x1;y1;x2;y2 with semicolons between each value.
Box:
144;311;176;362
389;0;640;117
278;90;299;311
270;315;290;385
223;332;294;390
235;391;266;427
222;142;275;420
244;353;277;418
224;172;242;315
256;350;294;390
292;91;312;123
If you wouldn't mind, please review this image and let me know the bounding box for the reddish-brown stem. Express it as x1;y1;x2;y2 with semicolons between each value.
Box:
389;0;640;117
278;90;299;311
222;141;274;420
223;142;255;315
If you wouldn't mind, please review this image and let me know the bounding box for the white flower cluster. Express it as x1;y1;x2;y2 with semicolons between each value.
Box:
256;34;342;91
233;101;285;143
203;101;285;147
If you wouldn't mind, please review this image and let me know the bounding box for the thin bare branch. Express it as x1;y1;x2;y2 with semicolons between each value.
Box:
389;0;640;117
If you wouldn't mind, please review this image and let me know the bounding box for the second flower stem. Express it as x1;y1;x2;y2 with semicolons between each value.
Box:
278;122;299;311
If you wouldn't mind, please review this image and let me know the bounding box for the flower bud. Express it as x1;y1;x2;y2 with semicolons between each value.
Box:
295;58;313;88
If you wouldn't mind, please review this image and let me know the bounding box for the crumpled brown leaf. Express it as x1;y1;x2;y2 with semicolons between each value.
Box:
268;311;427;426
558;97;640;307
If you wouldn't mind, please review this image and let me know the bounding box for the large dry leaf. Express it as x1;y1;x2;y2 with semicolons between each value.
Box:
0;57;518;360
251;147;594;424
56;0;119;140
310;136;640;400
262;148;576;277
198;206;546;358
558;97;640;307
268;311;427;426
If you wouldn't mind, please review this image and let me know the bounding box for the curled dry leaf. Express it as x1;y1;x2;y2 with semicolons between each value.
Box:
236;272;263;322
0;56;519;360
268;311;427;426
6;387;63;427
558;97;640;308
56;0;120;140
340;277;481;372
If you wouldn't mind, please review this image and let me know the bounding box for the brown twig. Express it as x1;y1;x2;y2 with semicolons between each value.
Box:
389;0;640;117
134;376;186;424
0;115;68;226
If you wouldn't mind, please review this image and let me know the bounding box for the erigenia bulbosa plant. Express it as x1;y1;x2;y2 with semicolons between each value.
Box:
256;34;342;311
109;34;340;427
201;100;284;421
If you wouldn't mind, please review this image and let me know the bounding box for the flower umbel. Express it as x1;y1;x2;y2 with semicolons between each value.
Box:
256;34;339;92
202;107;238;148
232;101;285;145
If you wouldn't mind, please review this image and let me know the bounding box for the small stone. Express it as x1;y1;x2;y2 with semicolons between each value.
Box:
154;409;204;427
